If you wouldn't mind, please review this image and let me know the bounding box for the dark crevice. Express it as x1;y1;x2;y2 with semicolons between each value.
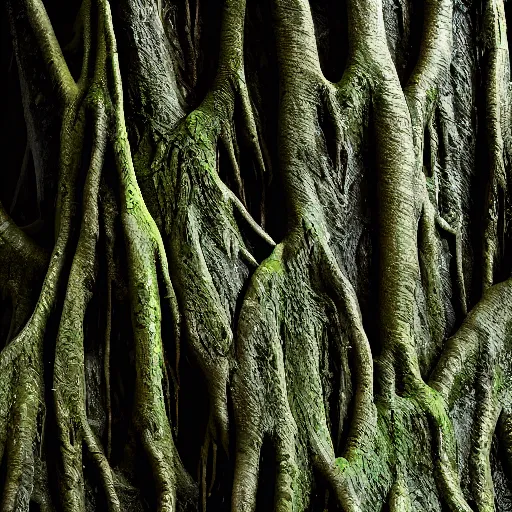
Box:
423;127;432;177
0;298;14;352
255;436;276;512
470;18;490;304
174;347;210;482
495;184;509;282
402;0;425;85
244;0;282;241
310;0;347;82
361;98;381;364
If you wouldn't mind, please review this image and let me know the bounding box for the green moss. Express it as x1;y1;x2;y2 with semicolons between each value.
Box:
261;244;285;274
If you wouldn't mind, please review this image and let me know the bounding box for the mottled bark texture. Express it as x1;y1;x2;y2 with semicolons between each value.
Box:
1;0;512;510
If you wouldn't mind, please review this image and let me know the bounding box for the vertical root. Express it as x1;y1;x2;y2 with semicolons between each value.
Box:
208;441;217;497
322;251;376;459
470;364;501;511
388;475;411;511
1;364;41;512
200;433;209;512
141;432;177;512
221;124;245;205
15;0;77;102
101;181;117;464
82;422;120;511
481;0;510;290
103;213;114;461
0;35;86;507
53;91;113;510
238;82;266;183
435;213;468;315
155;243;182;424
231;429;262;512
419;196;447;364
101;2;196;508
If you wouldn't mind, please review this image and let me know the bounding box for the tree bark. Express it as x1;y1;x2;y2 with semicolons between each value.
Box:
1;0;512;510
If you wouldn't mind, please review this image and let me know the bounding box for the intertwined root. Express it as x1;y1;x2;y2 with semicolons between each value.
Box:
0;70;87;510
153;101;273;509
1;1;197;509
126;6;273;504
231;227;375;511
52;92;121;511
429;277;512;509
0;221;66;512
4;0;512;509
228;223;479;511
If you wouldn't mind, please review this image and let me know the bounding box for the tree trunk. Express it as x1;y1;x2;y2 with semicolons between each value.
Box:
1;0;512;510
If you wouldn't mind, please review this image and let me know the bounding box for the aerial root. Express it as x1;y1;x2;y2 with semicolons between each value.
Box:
208;441;217;497
221;123;245;205
199;412;227;510
162;361;177;434
237;79;267;181
470;362;501;511
1;365;42;512
82;422;119;510
481;0;510;290
434;212;467;315
183;0;200;87
418;197;449;356
388;475;411;511
0;62;85;510
416;106;467;317
322;250;375;456
199;431;208;512
53;96;119;511
232;428;262;512
141;432;177;512
405;382;472;511
100;2;196;507
156;241;182;398
102;192;116;460
227;186;275;249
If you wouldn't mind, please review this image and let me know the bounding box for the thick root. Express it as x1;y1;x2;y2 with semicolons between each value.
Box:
232;228;375;511
128;5;274;500
53;85;119;511
0;53;86;507
481;0;511;290
101;1;196;507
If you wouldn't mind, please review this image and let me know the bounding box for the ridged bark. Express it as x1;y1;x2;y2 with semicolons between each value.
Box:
1;0;512;510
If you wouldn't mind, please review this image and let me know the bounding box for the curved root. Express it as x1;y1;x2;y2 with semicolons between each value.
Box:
232;229;376;510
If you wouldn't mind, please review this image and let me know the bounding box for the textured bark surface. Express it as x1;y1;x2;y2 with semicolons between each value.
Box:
1;0;512;510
